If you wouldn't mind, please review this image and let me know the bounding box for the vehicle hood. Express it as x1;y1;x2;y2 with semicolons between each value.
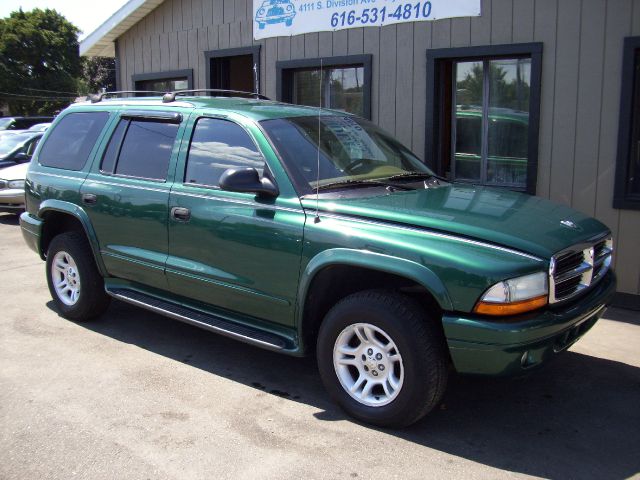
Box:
302;184;610;259
0;161;29;180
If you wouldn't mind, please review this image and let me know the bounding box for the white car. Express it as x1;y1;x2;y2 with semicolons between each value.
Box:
26;123;52;132
0;132;42;168
0;161;28;213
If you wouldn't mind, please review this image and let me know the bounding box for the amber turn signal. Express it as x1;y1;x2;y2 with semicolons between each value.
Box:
474;295;548;316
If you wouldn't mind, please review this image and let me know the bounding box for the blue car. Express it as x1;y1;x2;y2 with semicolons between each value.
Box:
255;0;296;29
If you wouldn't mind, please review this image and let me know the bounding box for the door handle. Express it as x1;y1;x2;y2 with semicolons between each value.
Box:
171;206;191;221
82;193;97;205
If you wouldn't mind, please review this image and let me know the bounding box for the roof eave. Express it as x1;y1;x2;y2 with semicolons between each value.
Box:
79;0;165;57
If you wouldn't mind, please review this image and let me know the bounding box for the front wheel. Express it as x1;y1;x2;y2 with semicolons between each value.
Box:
46;231;110;321
317;290;448;427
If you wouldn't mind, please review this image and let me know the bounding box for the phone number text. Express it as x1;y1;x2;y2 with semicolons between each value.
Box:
330;1;432;27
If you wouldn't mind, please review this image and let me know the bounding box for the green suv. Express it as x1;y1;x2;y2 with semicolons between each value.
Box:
19;92;616;427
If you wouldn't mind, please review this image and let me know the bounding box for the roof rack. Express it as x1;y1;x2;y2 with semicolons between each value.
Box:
87;91;166;103
162;89;270;103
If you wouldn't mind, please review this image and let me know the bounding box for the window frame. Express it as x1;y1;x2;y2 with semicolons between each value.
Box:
425;43;543;195
25;136;41;156
132;69;194;94
613;36;640;210
183;116;267;190
100;114;182;182
205;46;261;92
276;55;373;120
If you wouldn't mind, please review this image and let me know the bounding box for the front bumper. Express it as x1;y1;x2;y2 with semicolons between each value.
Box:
443;271;616;376
0;188;25;212
19;212;44;257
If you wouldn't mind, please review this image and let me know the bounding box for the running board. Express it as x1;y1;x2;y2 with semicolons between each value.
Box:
106;288;287;351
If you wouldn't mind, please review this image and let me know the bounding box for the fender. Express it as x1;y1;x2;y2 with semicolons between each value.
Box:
37;199;108;276
296;248;454;333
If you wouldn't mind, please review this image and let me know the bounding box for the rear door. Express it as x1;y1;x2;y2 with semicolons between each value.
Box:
81;110;186;290
166;112;306;327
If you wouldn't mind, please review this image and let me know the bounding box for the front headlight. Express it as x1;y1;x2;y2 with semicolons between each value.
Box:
7;180;25;189
474;271;548;316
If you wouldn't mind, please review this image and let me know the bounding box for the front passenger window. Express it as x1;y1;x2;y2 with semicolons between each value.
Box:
185;118;264;187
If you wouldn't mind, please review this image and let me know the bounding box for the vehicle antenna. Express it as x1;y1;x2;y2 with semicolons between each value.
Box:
253;63;259;95
314;58;323;224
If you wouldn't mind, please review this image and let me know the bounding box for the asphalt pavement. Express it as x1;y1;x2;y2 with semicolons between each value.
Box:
1;213;639;480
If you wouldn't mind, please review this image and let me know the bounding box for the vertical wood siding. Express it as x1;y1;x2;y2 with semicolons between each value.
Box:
117;0;640;295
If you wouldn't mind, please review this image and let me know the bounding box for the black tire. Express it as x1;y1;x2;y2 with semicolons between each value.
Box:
45;231;110;321
317;290;448;428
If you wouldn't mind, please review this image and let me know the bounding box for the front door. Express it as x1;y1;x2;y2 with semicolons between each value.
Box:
166;114;305;327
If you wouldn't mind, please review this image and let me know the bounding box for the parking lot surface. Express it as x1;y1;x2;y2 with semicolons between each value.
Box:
0;213;639;480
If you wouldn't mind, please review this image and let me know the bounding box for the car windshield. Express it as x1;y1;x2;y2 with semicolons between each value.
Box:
0;133;33;155
0;118;14;129
261;115;434;193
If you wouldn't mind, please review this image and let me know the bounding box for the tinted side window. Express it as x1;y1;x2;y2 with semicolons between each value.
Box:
115;120;179;180
100;119;128;173
39;112;110;170
185;118;264;187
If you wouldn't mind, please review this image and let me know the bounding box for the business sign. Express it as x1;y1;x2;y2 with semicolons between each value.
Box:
253;0;480;40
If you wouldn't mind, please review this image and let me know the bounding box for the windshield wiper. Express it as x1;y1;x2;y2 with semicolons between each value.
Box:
385;172;439;181
314;179;413;192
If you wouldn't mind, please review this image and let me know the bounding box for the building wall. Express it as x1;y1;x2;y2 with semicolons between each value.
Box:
116;0;640;296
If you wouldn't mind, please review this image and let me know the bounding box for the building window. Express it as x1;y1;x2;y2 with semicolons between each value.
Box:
132;69;193;96
614;36;640;209
205;47;261;94
426;44;542;194
277;55;372;119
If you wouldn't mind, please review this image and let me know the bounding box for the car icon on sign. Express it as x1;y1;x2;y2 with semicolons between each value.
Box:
255;0;296;29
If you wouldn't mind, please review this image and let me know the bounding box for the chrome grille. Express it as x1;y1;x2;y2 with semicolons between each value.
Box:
555;251;585;277
0;180;6;190
549;235;613;304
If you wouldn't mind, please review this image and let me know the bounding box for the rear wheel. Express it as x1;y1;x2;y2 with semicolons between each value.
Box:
46;232;110;321
317;290;448;427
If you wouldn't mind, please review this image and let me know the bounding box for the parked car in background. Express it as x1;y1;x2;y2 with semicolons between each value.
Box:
0;132;43;169
0;161;29;213
0;116;54;131
26;123;52;132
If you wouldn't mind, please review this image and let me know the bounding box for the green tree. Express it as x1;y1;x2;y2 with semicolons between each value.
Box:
0;9;82;115
456;62;530;112
82;56;116;94
456;63;484;107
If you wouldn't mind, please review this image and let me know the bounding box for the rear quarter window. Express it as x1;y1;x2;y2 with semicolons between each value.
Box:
38;112;110;170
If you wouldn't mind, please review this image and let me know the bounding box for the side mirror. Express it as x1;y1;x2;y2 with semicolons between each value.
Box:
219;167;279;198
14;152;30;163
